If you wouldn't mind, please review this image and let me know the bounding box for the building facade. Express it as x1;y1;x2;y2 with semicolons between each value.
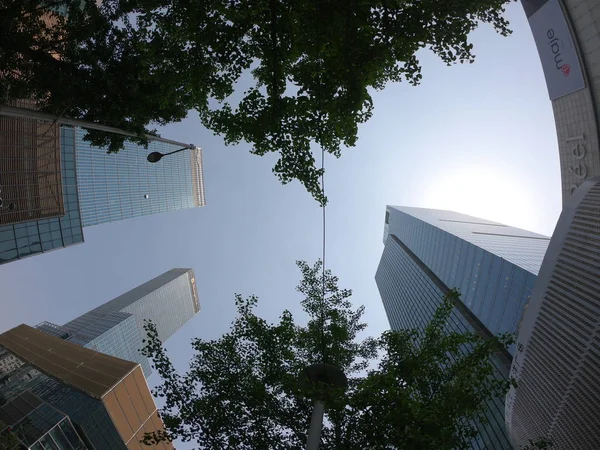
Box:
0;353;23;376
0;324;174;449
505;177;600;449
522;0;600;203
0;125;84;264
380;206;549;348
514;3;600;447
0;100;64;227
0;391;88;450
39;269;200;377
0;110;205;266
376;206;550;450
75;127;205;227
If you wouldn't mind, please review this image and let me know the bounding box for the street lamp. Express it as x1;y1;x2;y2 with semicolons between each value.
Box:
147;145;195;163
300;363;347;450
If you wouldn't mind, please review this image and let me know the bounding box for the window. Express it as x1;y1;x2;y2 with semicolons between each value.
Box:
0;229;14;243
488;264;513;334
481;257;502;326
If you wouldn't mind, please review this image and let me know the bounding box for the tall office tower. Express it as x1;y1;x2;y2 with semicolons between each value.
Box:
506;178;600;449
38;269;200;377
74;127;205;227
0;100;64;227
0;122;84;264
375;206;550;450
0;121;205;265
0;324;173;449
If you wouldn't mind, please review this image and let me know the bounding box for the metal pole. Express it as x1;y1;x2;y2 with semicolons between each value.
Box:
306;400;325;450
0;104;196;149
163;147;190;156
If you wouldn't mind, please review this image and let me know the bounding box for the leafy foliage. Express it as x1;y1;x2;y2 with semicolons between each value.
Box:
0;0;191;151
2;0;514;203
141;260;514;449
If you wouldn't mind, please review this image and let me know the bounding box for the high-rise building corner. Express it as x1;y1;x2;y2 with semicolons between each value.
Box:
376;205;550;450
37;268;200;377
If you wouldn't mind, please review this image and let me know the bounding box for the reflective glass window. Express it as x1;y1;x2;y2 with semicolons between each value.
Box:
488;264;513;334
481;257;502;325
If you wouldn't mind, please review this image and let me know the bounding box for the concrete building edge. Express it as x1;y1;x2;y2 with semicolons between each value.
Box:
504;176;600;443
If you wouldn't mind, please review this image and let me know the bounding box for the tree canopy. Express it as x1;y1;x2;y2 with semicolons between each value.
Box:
141;260;514;449
0;0;194;151
2;0;514;203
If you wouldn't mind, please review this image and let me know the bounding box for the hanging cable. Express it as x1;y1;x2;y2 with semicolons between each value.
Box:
314;0;328;368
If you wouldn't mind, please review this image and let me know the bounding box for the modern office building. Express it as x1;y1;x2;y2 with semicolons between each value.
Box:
0;324;174;449
506;177;600;449
0;111;205;265
0;123;84;264
37;269;200;377
375;206;550;450
74;127;205;227
0;100;64;226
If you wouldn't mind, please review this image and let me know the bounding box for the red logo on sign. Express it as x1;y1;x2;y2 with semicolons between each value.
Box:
561;64;571;76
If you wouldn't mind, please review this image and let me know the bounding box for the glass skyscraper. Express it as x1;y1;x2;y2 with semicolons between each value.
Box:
0;127;84;264
38;269;200;377
0;123;205;265
74;127;205;227
375;206;549;450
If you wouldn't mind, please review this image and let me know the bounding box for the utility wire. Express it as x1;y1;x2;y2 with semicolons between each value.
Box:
314;0;328;368
321;140;327;365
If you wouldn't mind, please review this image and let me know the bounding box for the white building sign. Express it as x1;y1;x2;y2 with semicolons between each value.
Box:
528;0;585;100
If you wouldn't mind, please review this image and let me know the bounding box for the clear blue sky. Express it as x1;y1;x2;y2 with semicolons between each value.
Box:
1;2;561;444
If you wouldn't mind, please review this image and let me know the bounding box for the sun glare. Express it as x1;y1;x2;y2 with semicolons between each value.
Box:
421;166;541;234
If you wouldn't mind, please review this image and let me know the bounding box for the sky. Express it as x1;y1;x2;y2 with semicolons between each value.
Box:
0;2;562;446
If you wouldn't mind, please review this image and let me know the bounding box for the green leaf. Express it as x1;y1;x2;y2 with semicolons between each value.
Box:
3;0;515;204
141;260;521;449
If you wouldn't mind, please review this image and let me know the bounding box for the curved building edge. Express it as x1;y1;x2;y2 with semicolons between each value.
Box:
522;0;600;203
505;177;600;448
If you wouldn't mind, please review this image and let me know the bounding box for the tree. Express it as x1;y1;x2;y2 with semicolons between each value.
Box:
2;0;515;204
0;0;195;151
141;260;514;449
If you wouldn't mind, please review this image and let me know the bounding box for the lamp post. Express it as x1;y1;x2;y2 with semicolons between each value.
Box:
0;104;197;149
147;145;195;163
300;363;347;450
